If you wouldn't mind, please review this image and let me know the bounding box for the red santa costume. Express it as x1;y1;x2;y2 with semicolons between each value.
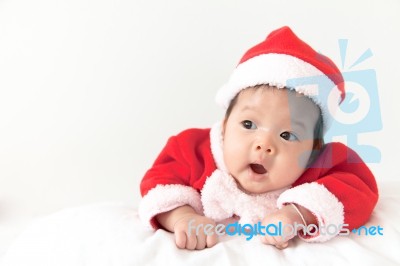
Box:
139;26;378;243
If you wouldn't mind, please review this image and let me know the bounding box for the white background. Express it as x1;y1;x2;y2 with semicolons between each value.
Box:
0;0;399;243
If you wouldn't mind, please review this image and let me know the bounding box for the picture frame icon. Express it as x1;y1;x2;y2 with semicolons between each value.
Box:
286;40;382;164
325;69;382;163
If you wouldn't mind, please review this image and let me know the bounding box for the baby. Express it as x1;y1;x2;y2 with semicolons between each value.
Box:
139;26;378;250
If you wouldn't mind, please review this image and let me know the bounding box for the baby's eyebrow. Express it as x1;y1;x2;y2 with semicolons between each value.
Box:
241;104;253;111
240;105;257;112
290;119;306;131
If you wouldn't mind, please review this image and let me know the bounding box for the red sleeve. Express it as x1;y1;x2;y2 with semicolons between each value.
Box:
140;136;191;196
311;142;379;229
140;128;216;196
278;142;378;241
138;128;216;228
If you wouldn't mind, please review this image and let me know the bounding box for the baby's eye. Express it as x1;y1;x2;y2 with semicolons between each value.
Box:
280;131;298;141
241;120;257;130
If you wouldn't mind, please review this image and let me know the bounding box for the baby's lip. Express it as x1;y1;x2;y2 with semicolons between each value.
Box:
249;163;267;175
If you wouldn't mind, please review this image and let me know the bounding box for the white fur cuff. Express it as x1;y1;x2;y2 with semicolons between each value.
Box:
277;183;344;242
138;184;203;229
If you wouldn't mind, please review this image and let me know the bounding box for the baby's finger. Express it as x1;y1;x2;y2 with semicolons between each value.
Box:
260;236;268;245
206;232;218;248
275;241;289;250
175;230;187;249
260;235;278;246
195;234;207;250
185;231;198;250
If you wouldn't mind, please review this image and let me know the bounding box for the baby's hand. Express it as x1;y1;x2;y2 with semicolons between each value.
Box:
156;205;218;250
260;204;306;249
173;213;218;250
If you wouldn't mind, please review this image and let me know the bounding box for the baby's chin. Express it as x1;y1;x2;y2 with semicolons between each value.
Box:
234;179;271;195
234;177;290;195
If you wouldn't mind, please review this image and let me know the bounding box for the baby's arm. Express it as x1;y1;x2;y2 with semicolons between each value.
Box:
156;205;218;250
260;204;317;249
139;129;210;228
270;142;378;244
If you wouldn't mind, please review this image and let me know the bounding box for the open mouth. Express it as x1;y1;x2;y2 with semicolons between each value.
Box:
250;163;267;175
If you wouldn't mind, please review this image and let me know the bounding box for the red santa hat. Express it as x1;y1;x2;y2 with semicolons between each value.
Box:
216;26;345;132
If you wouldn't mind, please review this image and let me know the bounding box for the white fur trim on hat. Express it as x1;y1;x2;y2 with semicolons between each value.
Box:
216;53;341;132
277;182;344;243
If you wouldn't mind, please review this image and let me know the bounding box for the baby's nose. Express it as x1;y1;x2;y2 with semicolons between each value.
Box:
256;145;273;153
255;135;275;154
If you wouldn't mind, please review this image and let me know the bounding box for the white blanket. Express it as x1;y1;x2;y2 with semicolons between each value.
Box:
2;181;400;266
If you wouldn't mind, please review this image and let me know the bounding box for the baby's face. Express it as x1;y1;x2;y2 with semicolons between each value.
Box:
222;87;320;194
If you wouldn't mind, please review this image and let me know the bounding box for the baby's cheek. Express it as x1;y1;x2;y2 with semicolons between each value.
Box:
223;142;242;170
225;140;245;159
223;145;236;162
296;149;312;169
